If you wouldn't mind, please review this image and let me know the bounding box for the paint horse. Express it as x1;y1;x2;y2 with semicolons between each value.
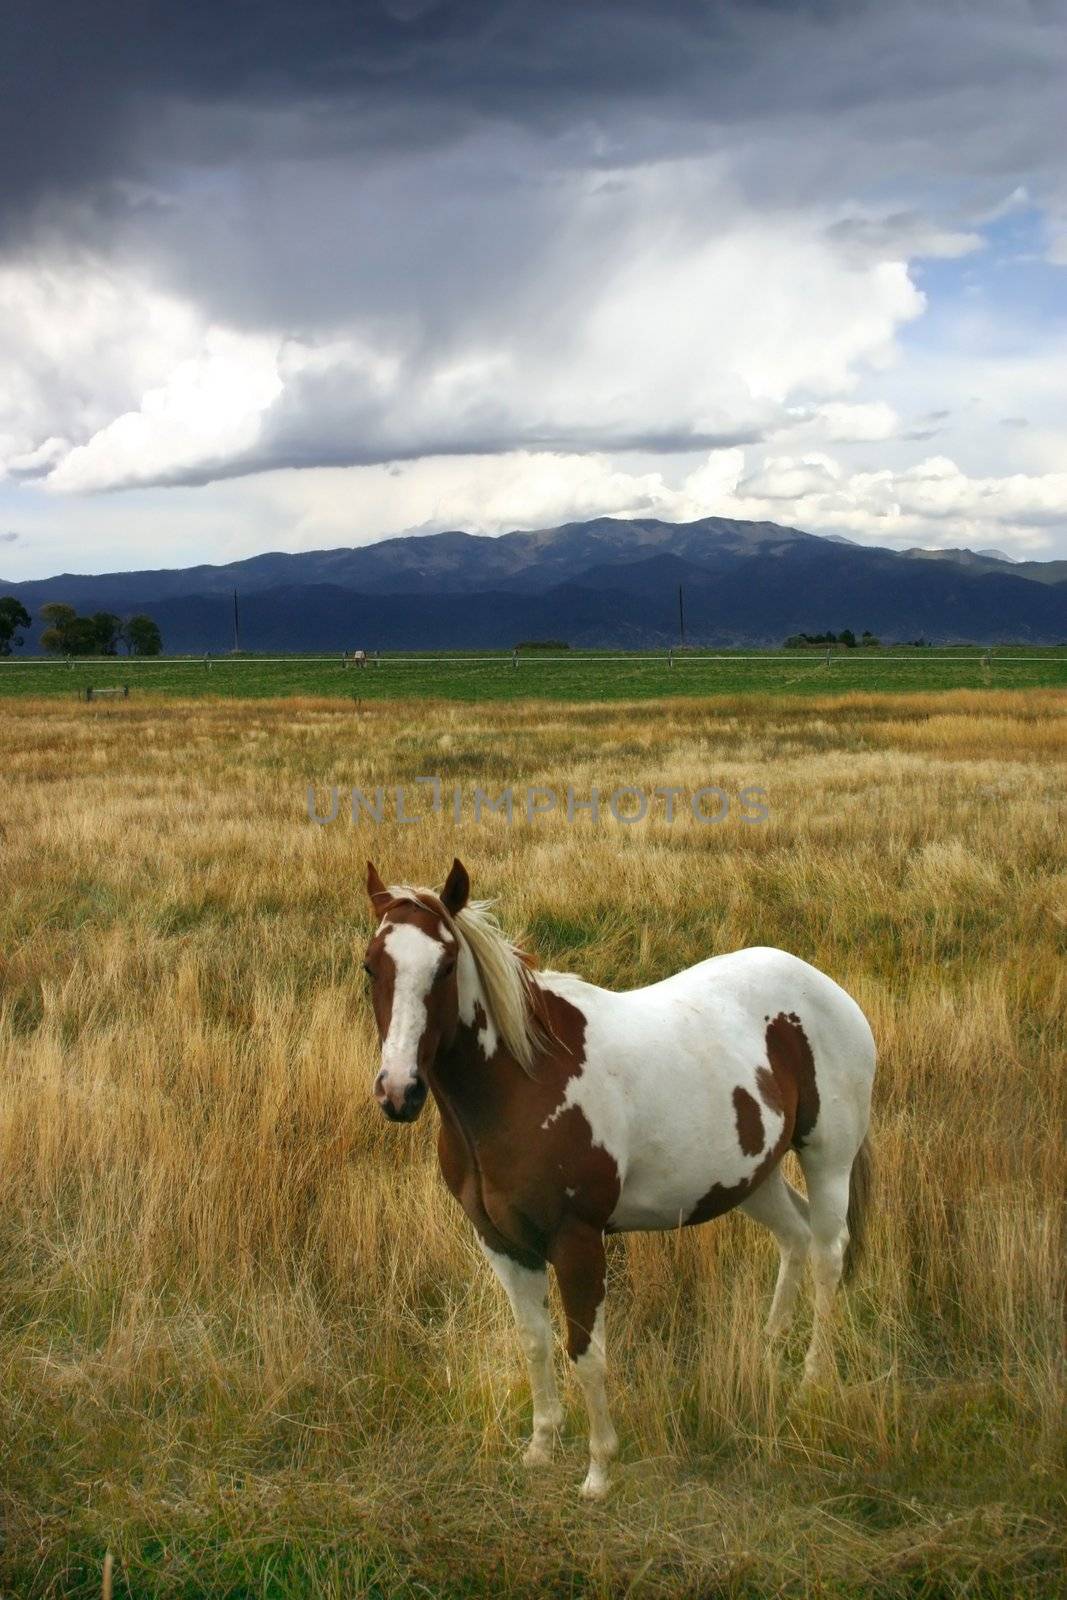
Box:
363;858;875;1500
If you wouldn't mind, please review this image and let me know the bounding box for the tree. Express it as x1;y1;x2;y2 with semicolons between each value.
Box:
43;610;101;655
122;615;163;656
90;611;121;655
0;596;31;655
39;602;79;655
784;627;875;649
40;602;161;656
784;630;840;648
69;617;101;653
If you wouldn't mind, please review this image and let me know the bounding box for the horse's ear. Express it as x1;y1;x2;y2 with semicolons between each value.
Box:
441;857;470;917
366;861;391;913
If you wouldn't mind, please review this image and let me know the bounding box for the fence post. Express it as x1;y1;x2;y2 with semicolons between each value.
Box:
376;651;381;668
826;647;832;670
668;648;673;670
513;649;518;670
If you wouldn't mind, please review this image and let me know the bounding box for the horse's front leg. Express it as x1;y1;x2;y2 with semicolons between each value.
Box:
550;1220;618;1500
480;1241;563;1465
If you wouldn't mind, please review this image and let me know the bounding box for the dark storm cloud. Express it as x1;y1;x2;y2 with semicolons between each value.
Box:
6;0;1067;498
0;0;759;219
5;0;1067;223
164;416;767;490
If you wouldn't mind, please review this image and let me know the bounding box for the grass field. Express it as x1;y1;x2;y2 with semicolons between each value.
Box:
1;645;1066;702
1;688;1065;1597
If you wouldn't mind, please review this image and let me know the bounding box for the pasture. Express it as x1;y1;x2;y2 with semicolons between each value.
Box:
1;645;1066;702
1;689;1064;1597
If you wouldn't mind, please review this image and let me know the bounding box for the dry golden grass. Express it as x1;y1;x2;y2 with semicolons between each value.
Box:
1;689;1065;1598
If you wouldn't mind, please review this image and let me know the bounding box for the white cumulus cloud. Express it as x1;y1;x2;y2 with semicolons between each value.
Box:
694;451;1067;554
3;168;928;495
223;444;1067;562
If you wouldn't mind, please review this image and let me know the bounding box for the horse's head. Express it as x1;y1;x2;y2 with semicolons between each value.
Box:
363;858;470;1122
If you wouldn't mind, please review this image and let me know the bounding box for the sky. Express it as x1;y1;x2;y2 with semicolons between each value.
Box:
2;0;1067;580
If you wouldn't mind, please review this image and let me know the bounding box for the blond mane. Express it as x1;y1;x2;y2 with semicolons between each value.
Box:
387;886;548;1072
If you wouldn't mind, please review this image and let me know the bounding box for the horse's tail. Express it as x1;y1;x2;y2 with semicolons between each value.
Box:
842;1135;873;1282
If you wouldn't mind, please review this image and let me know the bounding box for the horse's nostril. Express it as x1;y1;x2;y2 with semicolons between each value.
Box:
404;1078;427;1113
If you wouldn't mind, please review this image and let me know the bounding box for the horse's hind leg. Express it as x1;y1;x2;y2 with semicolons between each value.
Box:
740;1167;811;1343
795;1153;853;1386
480;1242;564;1466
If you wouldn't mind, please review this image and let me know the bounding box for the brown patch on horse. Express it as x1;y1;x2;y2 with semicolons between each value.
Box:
534;982;585;1060
686;1169;766;1225
686;1080;788;1223
372;888;452;927
367;947;398;1040
733;1086;765;1157
374;896;452;945
686;1011;820;1226
435;1110;546;1272
550;1219;606;1360
754;1064;783;1115
434;984;620;1268
764;1011;820;1148
406;888;452;924
548;1104;623;1226
517;993;619;1235
685;1137;787;1225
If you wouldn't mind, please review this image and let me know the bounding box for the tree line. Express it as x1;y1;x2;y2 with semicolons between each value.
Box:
782;629;881;648
0;598;162;657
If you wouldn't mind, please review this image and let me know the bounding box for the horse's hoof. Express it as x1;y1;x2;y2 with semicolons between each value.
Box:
798;1365;835;1397
523;1440;553;1468
579;1467;610;1501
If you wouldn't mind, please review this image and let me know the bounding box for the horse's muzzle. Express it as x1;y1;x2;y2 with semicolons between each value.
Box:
377;1073;428;1123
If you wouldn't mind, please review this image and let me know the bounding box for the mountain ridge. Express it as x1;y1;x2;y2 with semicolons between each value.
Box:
4;516;1066;649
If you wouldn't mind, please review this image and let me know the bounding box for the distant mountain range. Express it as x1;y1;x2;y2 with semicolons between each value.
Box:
4;516;1067;649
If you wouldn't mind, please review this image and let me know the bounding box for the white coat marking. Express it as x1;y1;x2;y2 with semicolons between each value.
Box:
380;921;444;1090
457;942;499;1058
538;949;874;1231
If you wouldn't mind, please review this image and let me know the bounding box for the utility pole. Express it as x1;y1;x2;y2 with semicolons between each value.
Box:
232;589;240;653
678;584;686;648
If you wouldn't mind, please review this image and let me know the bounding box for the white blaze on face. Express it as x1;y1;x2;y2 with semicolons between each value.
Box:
379;921;444;1099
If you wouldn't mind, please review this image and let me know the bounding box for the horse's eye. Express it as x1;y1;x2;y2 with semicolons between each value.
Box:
363;963;375;979
435;962;456;984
